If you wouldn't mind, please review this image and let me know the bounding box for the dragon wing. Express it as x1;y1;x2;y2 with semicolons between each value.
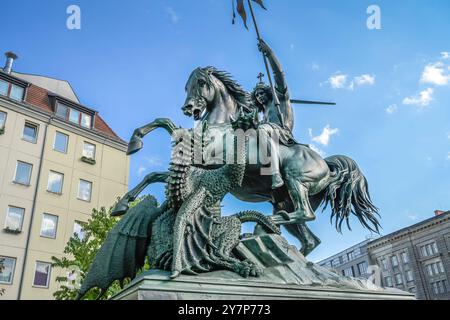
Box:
76;196;163;299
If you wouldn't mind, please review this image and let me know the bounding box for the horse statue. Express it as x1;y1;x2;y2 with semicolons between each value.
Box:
115;66;381;256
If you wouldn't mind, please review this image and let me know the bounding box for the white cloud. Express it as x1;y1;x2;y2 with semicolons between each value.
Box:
328;73;349;89
420;62;450;86
309;125;339;146
326;72;375;90
166;7;179;24
137;166;147;176
354;74;376;86
402;88;434;107
309;143;326;157
386;104;398;114
441;52;450;60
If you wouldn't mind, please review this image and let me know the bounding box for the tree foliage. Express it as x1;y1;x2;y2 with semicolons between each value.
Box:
51;198;149;300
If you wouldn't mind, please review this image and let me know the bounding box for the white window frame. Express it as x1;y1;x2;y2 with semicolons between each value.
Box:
77;179;92;202
0;110;7;129
40;213;59;239
5;206;25;232
13;161;33;186
32;261;52;288
82;141;96;159
0;256;17;284
73;220;86;241
22;121;39;144
46;171;64;194
53;131;69;154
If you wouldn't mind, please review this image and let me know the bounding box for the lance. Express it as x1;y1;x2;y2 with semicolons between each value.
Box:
246;0;286;128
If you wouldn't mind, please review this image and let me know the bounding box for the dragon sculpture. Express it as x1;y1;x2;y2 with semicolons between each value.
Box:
77;116;280;299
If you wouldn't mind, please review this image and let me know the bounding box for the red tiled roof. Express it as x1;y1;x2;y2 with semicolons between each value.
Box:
24;84;125;143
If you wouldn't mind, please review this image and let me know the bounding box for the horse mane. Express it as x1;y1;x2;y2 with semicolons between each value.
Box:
202;66;251;112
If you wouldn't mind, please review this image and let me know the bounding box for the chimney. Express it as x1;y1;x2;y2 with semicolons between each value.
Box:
434;210;445;216
3;51;18;74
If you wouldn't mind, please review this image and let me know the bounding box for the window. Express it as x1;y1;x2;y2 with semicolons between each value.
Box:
390;255;399;268
420;242;439;257
395;273;403;285
22;122;38;143
0;79;8;96
5;206;24;231
10;84;24;101
342;267;354;277
53;131;69;153
14;161;32;185
81;113;92;128
78;179;92;202
0;80;25;101
47;171;64;194
56;103;68;119
73;221;85;241
425;261;445;276
431;280;448;295
381;258;388;270
0;256;16;284
40;213;58;239
33;261;51;288
401;251;409;264
405;270;414;282
384;276;393;287
0;111;6;129
82;142;96;159
347;251;354;261
357;261;368;275
69;108;80;124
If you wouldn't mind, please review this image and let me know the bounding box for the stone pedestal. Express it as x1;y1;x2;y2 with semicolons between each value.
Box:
112;270;413;300
112;234;413;300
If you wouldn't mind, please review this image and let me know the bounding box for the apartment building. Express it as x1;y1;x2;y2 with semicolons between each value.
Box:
0;52;129;299
318;210;450;300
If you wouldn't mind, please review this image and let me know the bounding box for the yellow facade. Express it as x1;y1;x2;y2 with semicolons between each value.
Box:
0;90;129;299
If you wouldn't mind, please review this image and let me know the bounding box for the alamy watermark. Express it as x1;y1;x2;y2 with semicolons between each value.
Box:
367;5;382;30
67;5;81;30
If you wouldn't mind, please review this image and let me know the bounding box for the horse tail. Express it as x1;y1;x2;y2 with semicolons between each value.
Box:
323;155;381;233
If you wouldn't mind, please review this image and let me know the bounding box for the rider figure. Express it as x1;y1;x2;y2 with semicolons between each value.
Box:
251;39;297;189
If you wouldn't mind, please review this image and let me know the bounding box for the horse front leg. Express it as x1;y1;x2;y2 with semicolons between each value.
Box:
127;118;179;155
111;171;168;216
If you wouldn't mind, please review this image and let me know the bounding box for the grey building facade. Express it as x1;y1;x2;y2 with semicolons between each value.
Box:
318;238;376;280
367;210;450;300
317;210;450;300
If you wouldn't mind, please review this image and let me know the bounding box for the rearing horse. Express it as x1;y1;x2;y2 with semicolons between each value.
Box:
117;66;380;256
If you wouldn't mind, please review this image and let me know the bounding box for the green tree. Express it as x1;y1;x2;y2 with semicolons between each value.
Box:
51;197;149;300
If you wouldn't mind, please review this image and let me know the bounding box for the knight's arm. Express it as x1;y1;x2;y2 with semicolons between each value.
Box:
259;40;288;94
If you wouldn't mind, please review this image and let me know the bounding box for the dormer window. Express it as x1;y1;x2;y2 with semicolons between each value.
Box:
55;101;93;129
0;78;25;102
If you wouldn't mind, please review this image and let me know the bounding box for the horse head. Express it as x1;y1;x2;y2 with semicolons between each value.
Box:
182;66;251;123
182;67;216;121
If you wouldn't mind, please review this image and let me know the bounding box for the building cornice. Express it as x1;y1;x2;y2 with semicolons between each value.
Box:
0;95;128;152
367;212;450;250
0;70;30;87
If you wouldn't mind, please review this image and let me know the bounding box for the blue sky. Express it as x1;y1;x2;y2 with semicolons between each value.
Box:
2;0;449;262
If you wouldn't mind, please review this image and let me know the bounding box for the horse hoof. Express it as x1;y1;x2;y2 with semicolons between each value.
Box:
170;271;180;279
